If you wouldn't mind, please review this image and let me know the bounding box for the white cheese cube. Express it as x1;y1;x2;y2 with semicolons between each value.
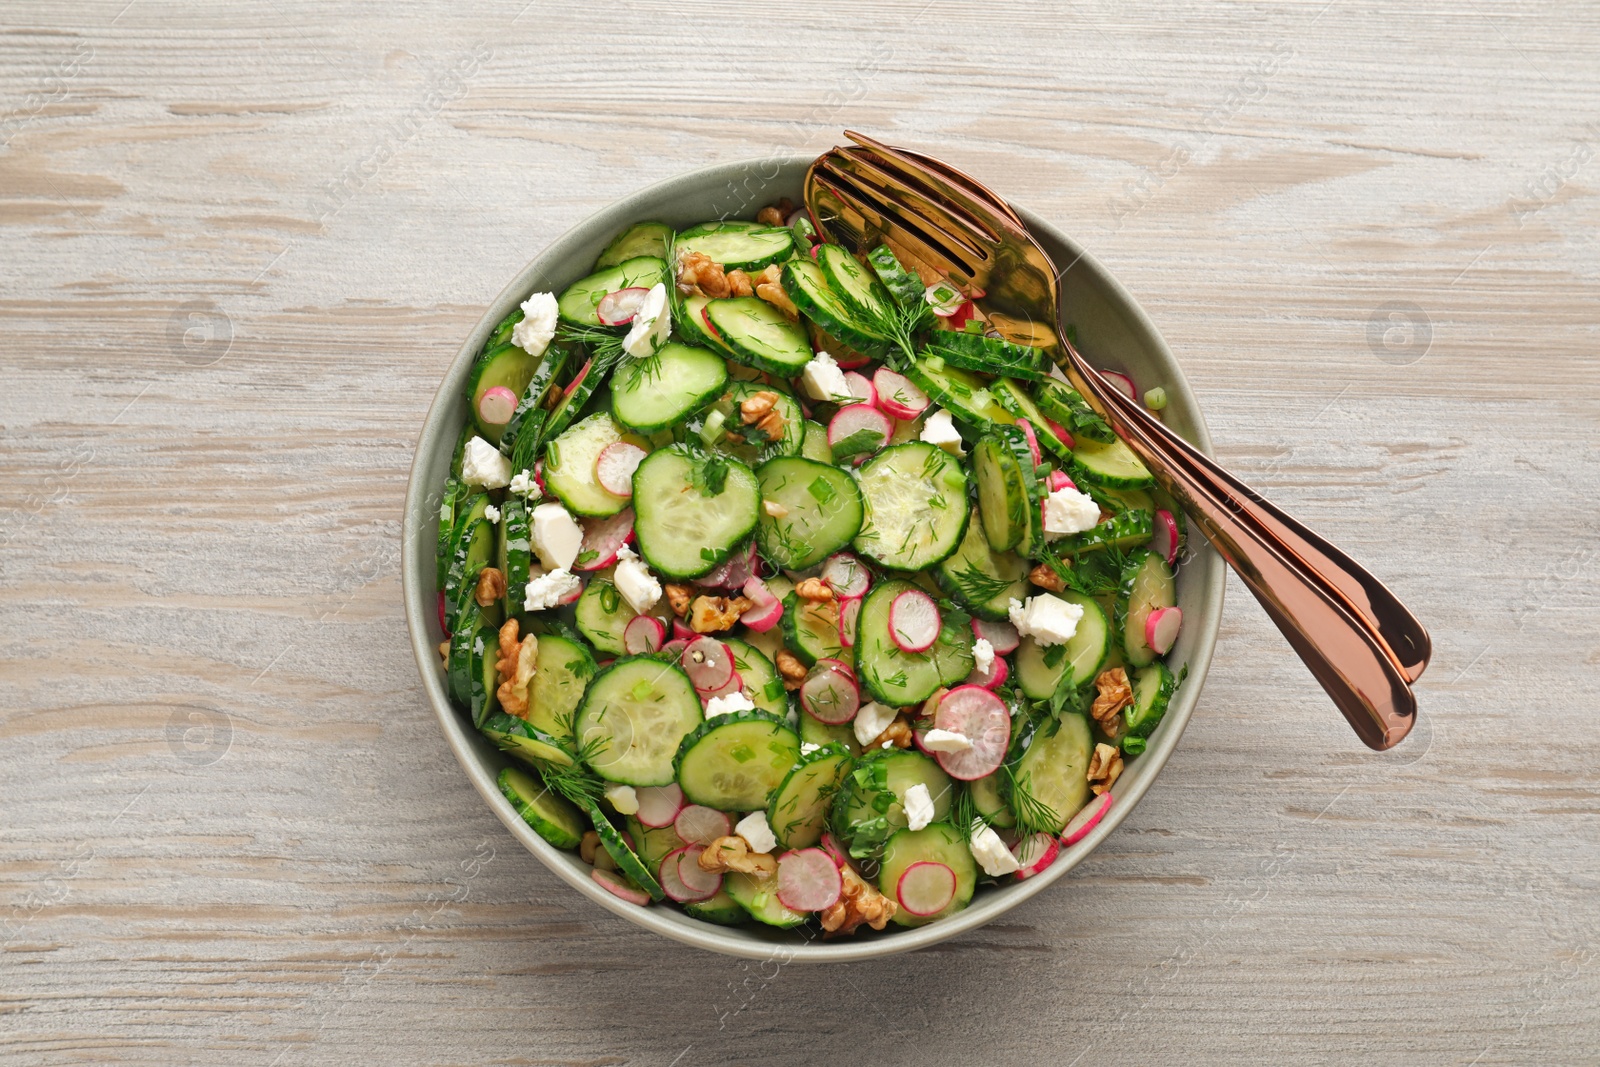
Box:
735;810;777;854
611;543;661;614
800;351;850;402
524;567;581;611
531;502;584;571
483;504;501;524
461;436;511;489
1043;485;1101;538
704;691;755;719
622;283;671;358
512;292;559;358
853;701;899;748
922;728;973;753
970;821;1021;876
919;408;965;456
1008;594;1084;648
904;782;935;831
971;637;994;674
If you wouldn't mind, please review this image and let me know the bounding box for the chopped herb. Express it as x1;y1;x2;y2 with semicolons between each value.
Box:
807;477;838;505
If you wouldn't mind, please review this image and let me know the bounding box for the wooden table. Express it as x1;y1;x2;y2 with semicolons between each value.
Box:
3;2;1596;1063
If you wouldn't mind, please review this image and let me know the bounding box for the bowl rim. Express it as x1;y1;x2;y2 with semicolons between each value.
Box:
401;154;1225;962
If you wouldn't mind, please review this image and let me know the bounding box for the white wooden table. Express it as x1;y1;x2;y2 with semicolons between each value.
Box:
2;2;1596;1063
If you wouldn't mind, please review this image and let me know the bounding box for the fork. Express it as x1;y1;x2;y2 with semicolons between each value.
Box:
805;132;1430;751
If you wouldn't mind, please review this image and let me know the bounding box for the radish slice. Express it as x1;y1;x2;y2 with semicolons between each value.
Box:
1013;832;1060;879
966;654;1008;691
1100;369;1137;401
1062;792;1113;845
828;403;892;454
1045;419;1074;448
477;385;518;426
676;845;724;898
671;619;695;642
660;638;688;661
971;618;1020;654
597;286;650;326
740;577;784;632
931;684;1010;780
674;804;731;845
1046;470;1076;493
437;591;448;633
801;659;859;724
819;832;849;868
837;595;862;649
595;442;646;497
531;460;546;494
896;861;957;916
623;614;666;655
697;670;744;703
562;359;593;400
872;367;929;419
888;589;941;653
946;301;978;329
1150;509;1180;566
842;371;876;407
1145;606;1182;655
925;282;965;316
680;636;734;692
591;867;650;906
1016;418;1042;467
821;552;871;599
658;845;717;902
575;508;635;572
635;783;683;828
776;848;843;912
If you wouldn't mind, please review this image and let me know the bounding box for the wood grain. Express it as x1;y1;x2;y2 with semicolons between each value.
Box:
2;1;1597;1063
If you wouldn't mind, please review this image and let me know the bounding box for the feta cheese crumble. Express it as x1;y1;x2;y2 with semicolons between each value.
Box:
483;504;502;524
922;728;973;753
919;408;966;456
704;691;755;719
904;782;936;831
1008;594;1084;647
611;543;661;614
603;784;639;816
799;741;822;756
524;567;581;611
970;820;1021;876
622;283;671;358
853;700;898;748
461;435;511;489
531;502;584;571
508;468;540;498
800;350;851;402
971;637;995;674
512;292;559;357
735;810;777;854
1043;485;1101;538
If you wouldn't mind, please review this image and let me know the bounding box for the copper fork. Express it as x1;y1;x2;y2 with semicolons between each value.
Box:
805;132;1430;751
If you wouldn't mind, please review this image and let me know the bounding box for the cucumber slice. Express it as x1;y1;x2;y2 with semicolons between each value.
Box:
497;766;585;849
673;709;800;811
924;330;1049;379
497;498;532;616
444;502;497;635
724;869;806;927
631;445;760;580
1126;660;1177;738
783;258;890;356
588;804;665;901
1034;380;1116;445
484;306;522;351
482;712;576;770
816;244;894;325
504;342;575;475
704;297;812;376
557;255;669;327
879;823;977;925
525;634;595;743
854;579;974;707
610;342;728;434
542;413;633;518
905;352;1016;431
799;712;860;755
1054;508;1154;556
834;748;955;859
1009;713;1092;834
934;505;1030;621
469;619;501;727
682;887;748;925
624;813;683;877
973;434;1030;553
575;656;703;786
706;381;803;465
447;604;480;704
467;341;541;446
435;475;465;588
1117;549;1176;668
1014;592;1110;700
755;456;864;570
596;221;673;270
575;578;638;656
768;742;851;851
1098;486;1156;514
800;419;833;463
535;354;605;454
851;443;970;572
724;637;789;718
780;592;844;668
967;772;1016;829
866;243;923;310
1071;436;1156;489
991;379;1071;458
674;220;794;271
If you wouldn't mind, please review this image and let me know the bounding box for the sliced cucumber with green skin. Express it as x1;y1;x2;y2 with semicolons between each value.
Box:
631;445;760;580
1014;592;1110;699
436;476;465;588
851;443;970;572
468;341;541;446
755;456;864;570
469;619;501;727
682;887;748;925
800;419;833;463
536;355;606;460
444;501;495;634
524;634;595;743
483;713;577;770
816;244;894;325
990;379;1071;459
934;505;1030;621
923;339;1048;384
587;803;664;901
724;637;788;718
867;243;923;310
543;413;633;518
575;656;703;786
768;742;850;851
485;306;522;351
448;604;481;704
557;255;669;327
834;748;956;860
707;381;804;465
504;342;574;473
596;221;673;270
724;869;806;928
498;766;585;849
783;258;890;356
625;813;682;878
1053;508;1153;557
799;712;860;755
497;498;532;616
674;221;794;270
674;709;801;811
1035;379;1115;444
1072;435;1156;489
1118;549;1176;668
967;773;1016;829
1008;713;1092;834
780;592;844;667
879;823;976;926
973;434;1030;553
905;352;1016;431
703;297;812;376
924;330;1049;378
1126;660;1176;738
610;342;728;434
854;579;975;707
575;578;638;656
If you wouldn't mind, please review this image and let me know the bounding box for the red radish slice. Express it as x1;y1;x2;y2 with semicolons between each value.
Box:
562;359;593;400
674;804;731;845
740;577;784;632
556;581;583;607
1100;369;1136;401
680;636;734;693
1047;470;1076;493
575;508;635;572
776;848;843;912
1046;419;1074;448
828;403;892;453
1013;832;1060;879
1145;606;1182;655
477;385;518;426
531;460;547;494
872;367;930;419
971;617;1020;654
671;619;694;642
1150;509;1180;566
1062;792;1113;845
896;860;957;916
946;301;978;329
660;638;688;661
657;845;716;902
697;540;758;590
697;670;744;704
635;783;683;828
623;614;666;655
1015;419;1042;467
837;595;863;649
831;350;871;370
677;844;724;898
842;371;876;407
801;659;859;724
591;867;649;906
931;684;1011;780
699;306;722;340
595;442;646;497
437;591;448;634
888;589;941;653
966;654;1008;691
819;832;849;868
596;286;649;326
821;552;871;599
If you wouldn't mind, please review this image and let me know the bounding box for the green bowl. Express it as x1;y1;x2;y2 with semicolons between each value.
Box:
402;156;1225;961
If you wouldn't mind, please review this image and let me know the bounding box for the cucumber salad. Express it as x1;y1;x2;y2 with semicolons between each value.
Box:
436;200;1188;934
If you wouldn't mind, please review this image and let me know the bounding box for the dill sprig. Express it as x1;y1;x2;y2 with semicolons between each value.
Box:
1004;761;1061;834
949;563;1018;605
534;731;608;810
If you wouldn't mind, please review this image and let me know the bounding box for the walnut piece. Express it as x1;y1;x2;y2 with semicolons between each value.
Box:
756;205;786;226
677;251;729;298
725;268;754;298
1090;667;1134;727
1028;563;1066;593
437;640;450;667
494;618;539;717
664;583;694;618
794;576;835;602
475;566;507;606
753;264;799;320
870;716;913;749
698;835;776;878
820;864;897;935
579;830;601;865
776;648;807;690
690;594;753;633
918;686;948;720
1087;742;1124;795
738;389;785;442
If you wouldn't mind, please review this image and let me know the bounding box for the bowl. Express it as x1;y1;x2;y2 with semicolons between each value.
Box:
402;155;1225;961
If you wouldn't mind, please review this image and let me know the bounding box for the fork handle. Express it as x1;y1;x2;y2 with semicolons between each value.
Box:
1060;356;1420;750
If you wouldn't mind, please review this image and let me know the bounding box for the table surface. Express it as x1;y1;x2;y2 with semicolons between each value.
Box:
2;2;1597;1064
